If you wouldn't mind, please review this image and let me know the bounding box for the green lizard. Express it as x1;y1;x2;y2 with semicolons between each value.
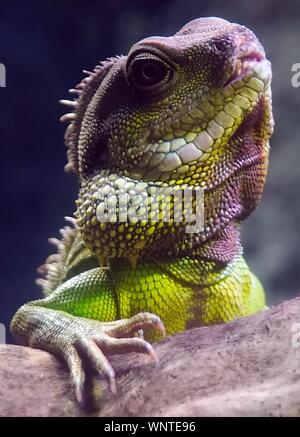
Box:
11;17;273;405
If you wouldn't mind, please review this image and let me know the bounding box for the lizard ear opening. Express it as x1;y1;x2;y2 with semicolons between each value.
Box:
59;57;121;175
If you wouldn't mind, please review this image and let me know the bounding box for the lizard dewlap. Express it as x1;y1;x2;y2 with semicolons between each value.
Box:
11;17;273;406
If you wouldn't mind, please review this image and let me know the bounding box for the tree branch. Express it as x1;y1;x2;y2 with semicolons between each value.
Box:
1;297;300;416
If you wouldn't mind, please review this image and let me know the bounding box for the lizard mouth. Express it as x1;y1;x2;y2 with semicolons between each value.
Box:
224;50;265;87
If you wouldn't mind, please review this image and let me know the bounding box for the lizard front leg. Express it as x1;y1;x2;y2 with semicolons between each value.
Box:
11;267;164;407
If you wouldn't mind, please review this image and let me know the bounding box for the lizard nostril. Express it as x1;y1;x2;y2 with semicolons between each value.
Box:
212;41;226;53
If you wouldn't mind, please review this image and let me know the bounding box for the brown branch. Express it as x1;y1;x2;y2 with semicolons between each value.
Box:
1;297;300;416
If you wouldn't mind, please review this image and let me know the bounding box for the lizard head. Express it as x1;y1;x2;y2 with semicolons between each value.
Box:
61;17;273;264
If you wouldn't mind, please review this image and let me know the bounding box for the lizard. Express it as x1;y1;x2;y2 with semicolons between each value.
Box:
11;17;273;407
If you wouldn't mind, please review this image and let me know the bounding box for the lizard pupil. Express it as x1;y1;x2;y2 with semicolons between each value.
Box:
128;57;170;90
142;62;158;80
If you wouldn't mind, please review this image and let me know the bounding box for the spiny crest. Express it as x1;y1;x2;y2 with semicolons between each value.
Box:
36;217;78;296
60;56;123;174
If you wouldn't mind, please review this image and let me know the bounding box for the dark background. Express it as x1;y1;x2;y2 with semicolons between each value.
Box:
1;0;300;342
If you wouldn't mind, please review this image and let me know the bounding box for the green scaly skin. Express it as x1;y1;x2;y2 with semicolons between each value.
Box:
11;17;273;406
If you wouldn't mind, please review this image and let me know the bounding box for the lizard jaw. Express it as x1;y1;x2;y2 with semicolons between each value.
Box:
125;56;272;184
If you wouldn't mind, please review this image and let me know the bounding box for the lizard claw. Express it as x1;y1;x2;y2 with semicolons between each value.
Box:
55;311;164;408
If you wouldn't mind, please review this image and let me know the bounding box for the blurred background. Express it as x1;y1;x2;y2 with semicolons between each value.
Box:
1;0;300;342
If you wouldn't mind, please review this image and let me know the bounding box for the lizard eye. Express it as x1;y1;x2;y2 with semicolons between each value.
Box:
127;53;173;92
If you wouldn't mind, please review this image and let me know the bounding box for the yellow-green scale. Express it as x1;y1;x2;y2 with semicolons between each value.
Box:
35;254;265;339
112;254;265;336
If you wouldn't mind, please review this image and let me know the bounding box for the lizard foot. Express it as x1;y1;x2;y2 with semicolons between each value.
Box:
56;312;165;408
